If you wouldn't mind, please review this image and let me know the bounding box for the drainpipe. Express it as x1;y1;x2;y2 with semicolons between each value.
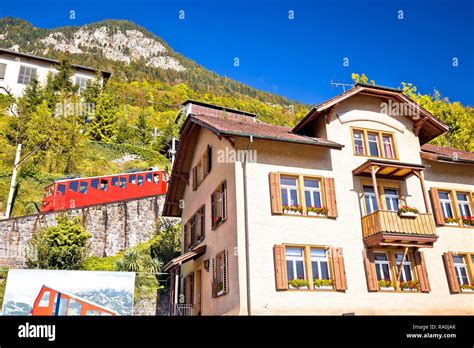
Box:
242;135;253;315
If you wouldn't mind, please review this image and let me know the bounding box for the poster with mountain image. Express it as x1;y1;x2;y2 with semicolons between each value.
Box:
2;269;135;315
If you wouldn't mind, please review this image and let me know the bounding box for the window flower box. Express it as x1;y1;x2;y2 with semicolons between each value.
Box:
400;280;420;291
378;280;395;291
307;206;329;217
461;216;474;227
398;206;419;218
288;278;309;290
460;284;474;292
283;205;303;215
313;278;334;290
444;217;459;226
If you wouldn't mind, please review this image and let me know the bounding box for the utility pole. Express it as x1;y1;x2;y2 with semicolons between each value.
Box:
168;137;177;168
4;144;22;219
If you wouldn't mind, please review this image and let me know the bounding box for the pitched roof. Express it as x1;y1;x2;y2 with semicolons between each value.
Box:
293;83;449;145
0;48;112;78
421;144;474;164
190;113;343;149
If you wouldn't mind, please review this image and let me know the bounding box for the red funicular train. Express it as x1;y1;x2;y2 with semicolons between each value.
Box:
41;169;167;212
32;285;117;316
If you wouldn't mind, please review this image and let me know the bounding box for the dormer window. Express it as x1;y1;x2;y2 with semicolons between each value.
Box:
351;128;397;160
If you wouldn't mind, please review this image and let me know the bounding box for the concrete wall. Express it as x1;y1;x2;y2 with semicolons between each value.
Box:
0;195;165;267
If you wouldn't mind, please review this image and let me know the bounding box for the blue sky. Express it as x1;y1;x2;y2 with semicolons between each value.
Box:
1;0;473;106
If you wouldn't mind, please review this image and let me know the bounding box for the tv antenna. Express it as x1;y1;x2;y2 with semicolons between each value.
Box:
330;80;354;92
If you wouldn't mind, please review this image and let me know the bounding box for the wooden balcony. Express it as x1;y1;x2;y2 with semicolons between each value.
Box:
361;210;438;248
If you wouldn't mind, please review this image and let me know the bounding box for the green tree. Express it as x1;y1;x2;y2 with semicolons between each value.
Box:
135;109;152;145
151;218;181;265
26;215;92;270
88;85;119;142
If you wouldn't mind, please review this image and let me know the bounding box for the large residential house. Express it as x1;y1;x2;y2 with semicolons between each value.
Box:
0;48;110;99
163;85;474;315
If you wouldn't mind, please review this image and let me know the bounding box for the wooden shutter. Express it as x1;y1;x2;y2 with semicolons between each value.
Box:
200;205;205;241
202;151;208;177
331;247;347;291
192;166;197;191
363;249;379;292
269;173;282;214
273;245;288;290
324;177;338;218
442;252;460;293
207;145;212;174
414;250;430;292
429;188;444;225
211;257;217;297
223;250;229;294
183;224;189;252
222;181;227;221
182;276;187;303
211;192;216;229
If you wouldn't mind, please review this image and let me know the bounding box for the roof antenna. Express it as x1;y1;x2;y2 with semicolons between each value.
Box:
330;80;354;92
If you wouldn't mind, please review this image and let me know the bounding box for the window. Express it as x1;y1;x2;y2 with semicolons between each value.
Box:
396;253;413;282
304;179;322;208
286;247;306;284
192;146;212;190
57;184;66;195
69;181;78;192
57;295;68;315
129;175;136;184
384;188;399;211
215;252;225;296
99;179;108;191
111;177;119;187
17;65;37;84
146;173;152;182
351;128;397;159
311;248;330;280
153;173;160;184
457;193;472;217
364;186;378;214
438;191;454;218
91;179;99;189
0;63;6;80
184;205;206;251
67;299;82;316
38;291;51;307
79;182;88;194
367;133;380;157
211;181;227;229
453;255;470;285
374;252;392;281
353;131;365;155
119;177;126;188
137;175;144;186
382;134;394;159
75;76;89;94
280;176;299;207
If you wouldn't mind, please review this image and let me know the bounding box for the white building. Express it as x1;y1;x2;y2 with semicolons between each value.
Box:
0;48;111;99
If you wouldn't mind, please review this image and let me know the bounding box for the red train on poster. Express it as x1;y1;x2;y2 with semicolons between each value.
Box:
41;169;167;212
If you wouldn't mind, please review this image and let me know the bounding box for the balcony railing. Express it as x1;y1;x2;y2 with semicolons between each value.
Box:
173;304;195;316
361;210;438;247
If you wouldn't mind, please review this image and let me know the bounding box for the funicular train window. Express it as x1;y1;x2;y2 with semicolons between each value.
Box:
129;175;137;184
153;173;159;184
112;177;119;186
146;173;152;182
119;177;126;188
91;179;99;189
57;184;66;195
79;182;88;194
67;299;82;316
138;175;144;186
38;291;51;307
100;179;108;191
69;182;78;192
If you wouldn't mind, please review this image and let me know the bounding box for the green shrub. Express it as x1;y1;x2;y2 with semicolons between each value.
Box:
26;215;91;270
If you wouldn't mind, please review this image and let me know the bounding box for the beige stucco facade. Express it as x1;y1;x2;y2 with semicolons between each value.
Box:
173;94;474;315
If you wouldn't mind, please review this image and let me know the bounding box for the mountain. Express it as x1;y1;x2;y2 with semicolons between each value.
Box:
0;17;299;107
